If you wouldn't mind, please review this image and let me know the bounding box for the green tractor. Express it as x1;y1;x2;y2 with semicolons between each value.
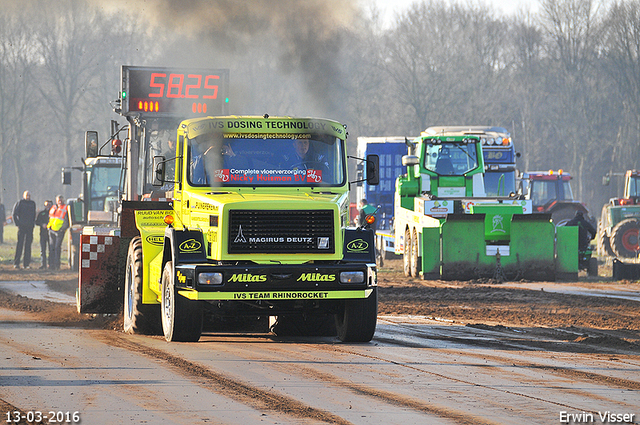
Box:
600;170;640;278
393;128;578;281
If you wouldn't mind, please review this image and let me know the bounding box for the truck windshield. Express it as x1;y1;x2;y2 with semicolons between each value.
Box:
424;142;479;176
188;134;345;187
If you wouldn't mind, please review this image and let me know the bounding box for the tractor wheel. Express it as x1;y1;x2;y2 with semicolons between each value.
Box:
410;229;421;278
587;257;598;277
335;287;377;342
403;227;412;277
597;221;614;257
610;218;640;259
123;237;161;335
161;261;203;342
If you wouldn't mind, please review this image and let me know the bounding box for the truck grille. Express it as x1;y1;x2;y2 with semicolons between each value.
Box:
228;210;335;254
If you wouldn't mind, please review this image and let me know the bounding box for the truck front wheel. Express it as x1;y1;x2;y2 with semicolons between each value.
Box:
161;261;203;342
123;237;160;335
335;287;377;342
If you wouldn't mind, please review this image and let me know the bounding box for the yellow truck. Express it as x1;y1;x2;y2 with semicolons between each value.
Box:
76;67;380;342
129;115;380;342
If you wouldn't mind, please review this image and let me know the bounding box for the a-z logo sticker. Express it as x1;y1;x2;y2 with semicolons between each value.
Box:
146;235;164;246
346;239;369;252
179;238;202;252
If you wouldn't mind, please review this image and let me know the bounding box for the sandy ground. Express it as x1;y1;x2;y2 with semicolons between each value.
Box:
0;260;638;351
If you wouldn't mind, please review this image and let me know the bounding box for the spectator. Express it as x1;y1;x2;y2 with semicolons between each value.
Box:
35;200;53;269
0;197;5;244
12;191;37;269
47;195;69;270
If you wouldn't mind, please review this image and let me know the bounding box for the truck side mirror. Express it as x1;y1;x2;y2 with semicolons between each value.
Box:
366;154;379;186
152;155;166;187
62;170;72;185
85;131;99;158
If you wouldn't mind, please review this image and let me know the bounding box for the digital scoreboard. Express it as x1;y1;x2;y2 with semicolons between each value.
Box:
120;66;229;117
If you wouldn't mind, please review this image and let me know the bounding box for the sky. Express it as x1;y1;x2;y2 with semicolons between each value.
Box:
373;0;540;25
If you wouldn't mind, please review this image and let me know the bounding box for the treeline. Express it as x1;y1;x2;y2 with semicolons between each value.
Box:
1;0;639;217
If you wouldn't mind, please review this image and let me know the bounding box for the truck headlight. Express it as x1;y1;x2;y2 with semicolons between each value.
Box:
198;272;223;286
340;271;364;284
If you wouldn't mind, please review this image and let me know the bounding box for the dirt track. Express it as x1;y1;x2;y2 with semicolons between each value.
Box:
0;260;638;350
1;261;639;424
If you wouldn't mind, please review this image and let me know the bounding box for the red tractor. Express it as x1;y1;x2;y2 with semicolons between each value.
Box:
522;170;594;226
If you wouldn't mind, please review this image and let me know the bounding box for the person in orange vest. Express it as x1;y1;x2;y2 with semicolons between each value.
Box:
47;195;69;270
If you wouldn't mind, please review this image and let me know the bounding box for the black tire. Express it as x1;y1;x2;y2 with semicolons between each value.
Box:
403;227;412;277
611;218;640;259
161;261;203;342
123;237;161;335
410;229;421;278
597;221;614;258
587;257;598;277
598;206;615;257
335;287;377;342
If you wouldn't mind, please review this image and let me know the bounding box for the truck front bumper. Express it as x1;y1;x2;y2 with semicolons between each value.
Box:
174;262;377;301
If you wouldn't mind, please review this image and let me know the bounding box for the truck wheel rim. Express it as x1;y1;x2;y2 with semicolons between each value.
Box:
163;284;172;323
622;229;639;251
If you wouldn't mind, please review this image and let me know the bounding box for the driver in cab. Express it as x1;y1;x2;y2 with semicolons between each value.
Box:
282;138;329;172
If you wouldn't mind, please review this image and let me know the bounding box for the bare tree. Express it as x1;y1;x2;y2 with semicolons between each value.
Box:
538;0;606;206
382;1;464;130
20;0;157;199
0;7;41;202
604;0;640;171
507;11;547;171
